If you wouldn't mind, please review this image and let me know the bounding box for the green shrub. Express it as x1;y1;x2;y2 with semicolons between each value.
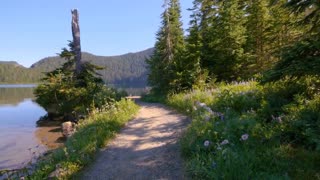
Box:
34;41;125;116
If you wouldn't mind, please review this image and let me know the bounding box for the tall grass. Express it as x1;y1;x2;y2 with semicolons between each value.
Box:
167;80;320;179
25;99;139;179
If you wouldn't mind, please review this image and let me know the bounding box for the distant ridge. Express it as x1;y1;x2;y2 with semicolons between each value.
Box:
0;48;154;87
0;61;21;66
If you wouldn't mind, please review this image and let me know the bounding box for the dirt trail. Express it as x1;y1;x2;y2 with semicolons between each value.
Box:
80;101;190;180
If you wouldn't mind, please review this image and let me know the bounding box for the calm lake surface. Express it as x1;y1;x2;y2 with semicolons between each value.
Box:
0;85;62;170
0;85;146;170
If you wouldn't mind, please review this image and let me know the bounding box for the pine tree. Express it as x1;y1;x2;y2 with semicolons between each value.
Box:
287;0;320;34
147;0;186;95
210;0;247;81
268;0;302;59
244;0;271;76
198;0;218;76
263;0;320;82
184;0;203;89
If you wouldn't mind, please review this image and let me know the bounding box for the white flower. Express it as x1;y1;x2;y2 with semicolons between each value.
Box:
199;103;206;107
204;140;210;147
220;139;229;145
272;115;283;123
195;101;207;108
193;106;197;111
240;134;249;141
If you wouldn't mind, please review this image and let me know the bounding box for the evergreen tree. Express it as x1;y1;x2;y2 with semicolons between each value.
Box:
210;0;247;81
287;0;320;34
198;0;219;77
263;0;320;82
184;0;203;89
147;0;186;94
268;0;303;58
34;41;115;115
244;0;271;76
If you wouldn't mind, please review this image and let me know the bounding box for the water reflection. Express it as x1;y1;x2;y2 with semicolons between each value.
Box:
0;87;35;105
0;87;63;170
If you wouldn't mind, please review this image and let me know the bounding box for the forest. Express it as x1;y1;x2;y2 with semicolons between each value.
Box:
146;0;320;179
0;48;153;87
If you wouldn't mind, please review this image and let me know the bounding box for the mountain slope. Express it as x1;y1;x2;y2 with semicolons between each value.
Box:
0;48;154;87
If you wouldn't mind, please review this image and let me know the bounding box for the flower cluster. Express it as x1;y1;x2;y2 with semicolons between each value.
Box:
271;115;283;123
194;101;225;121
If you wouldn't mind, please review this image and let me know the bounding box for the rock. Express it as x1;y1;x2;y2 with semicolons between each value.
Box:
62;121;76;138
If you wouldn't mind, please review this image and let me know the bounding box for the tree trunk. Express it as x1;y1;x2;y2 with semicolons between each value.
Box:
71;9;82;75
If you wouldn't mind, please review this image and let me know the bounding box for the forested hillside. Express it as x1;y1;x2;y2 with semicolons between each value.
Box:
0;48;153;87
0;62;41;83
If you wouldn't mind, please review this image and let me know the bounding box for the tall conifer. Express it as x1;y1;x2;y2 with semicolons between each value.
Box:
211;0;247;81
147;0;185;94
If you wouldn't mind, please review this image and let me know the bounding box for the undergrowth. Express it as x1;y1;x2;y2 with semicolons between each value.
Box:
166;79;320;179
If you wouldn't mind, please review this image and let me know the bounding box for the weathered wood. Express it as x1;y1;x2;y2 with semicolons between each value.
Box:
71;9;82;75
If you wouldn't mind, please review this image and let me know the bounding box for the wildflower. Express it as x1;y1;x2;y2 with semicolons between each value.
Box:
240;134;249;141
195;101;201;107
272;115;282;123
211;162;217;169
195;101;207;108
277;116;283;123
220;139;229;145
203;106;212;112
193;106;197;111
204;115;210;121
220;114;225;121
204;140;210;147
199;103;206;108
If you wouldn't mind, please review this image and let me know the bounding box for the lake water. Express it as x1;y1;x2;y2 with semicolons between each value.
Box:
0;85;63;170
0;85;146;170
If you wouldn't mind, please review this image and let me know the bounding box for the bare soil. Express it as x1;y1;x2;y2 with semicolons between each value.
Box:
80;101;190;180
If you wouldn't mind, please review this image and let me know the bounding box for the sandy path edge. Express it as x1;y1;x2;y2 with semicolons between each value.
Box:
79;101;190;180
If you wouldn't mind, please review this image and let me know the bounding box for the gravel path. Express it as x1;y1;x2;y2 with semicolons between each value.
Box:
80;101;190;180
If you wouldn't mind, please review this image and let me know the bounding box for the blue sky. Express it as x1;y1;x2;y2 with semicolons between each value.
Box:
0;0;192;67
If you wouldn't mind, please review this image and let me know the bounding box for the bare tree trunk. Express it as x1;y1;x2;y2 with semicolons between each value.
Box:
71;9;82;75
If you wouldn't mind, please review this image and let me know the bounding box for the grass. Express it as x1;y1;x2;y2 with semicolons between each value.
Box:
22;98;139;179
164;80;320;179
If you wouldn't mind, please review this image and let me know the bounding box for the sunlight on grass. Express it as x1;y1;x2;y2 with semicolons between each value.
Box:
27;99;139;179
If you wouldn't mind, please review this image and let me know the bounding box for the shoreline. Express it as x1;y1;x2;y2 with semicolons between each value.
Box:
10;99;139;179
